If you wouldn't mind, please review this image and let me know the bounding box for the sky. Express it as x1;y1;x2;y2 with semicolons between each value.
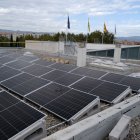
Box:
0;0;140;36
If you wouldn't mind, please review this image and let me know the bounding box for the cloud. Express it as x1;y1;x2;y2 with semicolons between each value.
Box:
0;0;139;36
0;8;10;15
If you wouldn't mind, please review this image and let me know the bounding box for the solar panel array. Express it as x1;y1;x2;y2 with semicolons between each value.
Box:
71;77;104;93
6;60;31;69
0;49;139;123
44;89;97;120
0;56;16;64
41;70;67;81
54;73;82;86
25;83;97;120
0;50;100;121
26;83;71;106
22;64;53;76
1;73;50;97
0;91;45;140
101;73;126;83
90;82;128;103
18;55;39;62
50;63;77;72
0;66;21;82
71;67;107;79
101;73;140;92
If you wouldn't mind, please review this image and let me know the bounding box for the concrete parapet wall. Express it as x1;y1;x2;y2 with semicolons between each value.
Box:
25;40;64;54
86;43;139;52
42;95;140;140
86;43;115;51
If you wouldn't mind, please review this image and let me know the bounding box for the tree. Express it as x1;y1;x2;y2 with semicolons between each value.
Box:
16;36;19;47
0;36;10;47
103;32;114;44
10;34;13;47
88;31;103;43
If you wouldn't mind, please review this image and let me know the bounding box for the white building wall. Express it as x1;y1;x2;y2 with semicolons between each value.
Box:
25;40;64;54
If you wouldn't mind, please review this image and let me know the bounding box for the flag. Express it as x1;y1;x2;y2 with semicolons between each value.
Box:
115;24;116;35
67;15;70;29
88;18;90;33
104;22;108;33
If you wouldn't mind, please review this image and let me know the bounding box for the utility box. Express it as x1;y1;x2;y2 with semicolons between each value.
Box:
109;115;131;140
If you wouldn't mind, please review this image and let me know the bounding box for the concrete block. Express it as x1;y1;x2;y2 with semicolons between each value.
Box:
109;115;131;140
77;47;86;67
10;119;47;140
113;44;121;63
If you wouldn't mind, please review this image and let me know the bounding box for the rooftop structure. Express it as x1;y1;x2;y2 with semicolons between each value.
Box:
0;42;139;140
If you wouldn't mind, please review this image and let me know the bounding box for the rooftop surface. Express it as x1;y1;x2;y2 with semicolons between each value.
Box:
0;47;140;139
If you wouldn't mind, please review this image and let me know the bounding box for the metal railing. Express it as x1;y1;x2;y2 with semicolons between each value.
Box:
63;36;78;56
0;42;25;47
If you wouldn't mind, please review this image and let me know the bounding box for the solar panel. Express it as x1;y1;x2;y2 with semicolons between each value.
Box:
50;63;65;69
85;69;107;79
0;56;16;64
51;63;77;72
26;82;71;106
55;73;83;86
44;89;97;121
101;73;126;83
6;60;31;69
70;67;92;76
0;91;19;111
0;66;10;73
35;59;55;66
71;77;103;93
7;53;23;58
0;52;9;58
101;73;140;92
0;92;45;140
22;64;54;76
0;66;21;82
19;55;39;62
11;77;49;96
90;82;129;103
1;73;34;89
119;76;140;92
41;70;67;81
0;54;4;58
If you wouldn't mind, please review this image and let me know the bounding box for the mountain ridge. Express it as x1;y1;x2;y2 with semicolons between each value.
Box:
117;36;140;42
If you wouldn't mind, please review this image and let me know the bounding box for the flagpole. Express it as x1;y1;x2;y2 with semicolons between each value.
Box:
102;22;107;44
86;17;90;44
102;33;104;44
66;13;70;45
114;24;116;44
66;27;68;45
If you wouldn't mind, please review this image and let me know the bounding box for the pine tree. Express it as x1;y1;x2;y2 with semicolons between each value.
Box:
16;36;19;47
10;34;13;47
